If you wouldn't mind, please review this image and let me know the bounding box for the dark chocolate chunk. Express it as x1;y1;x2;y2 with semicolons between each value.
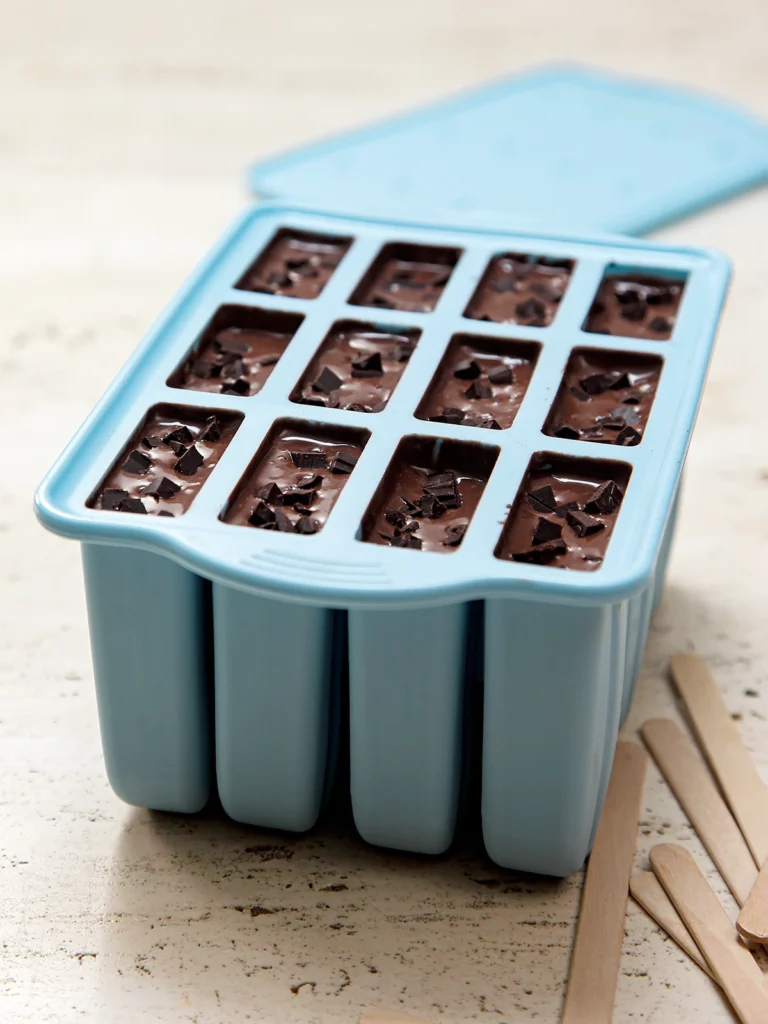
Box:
141;435;164;449
649;315;673;334
290;451;328;470
620;300;647;322
273;508;294;532
584;479;623;515
370;295;396;309
121;496;147;514
157;510;175;517
167;439;188;456
101;488;129;511
147;476;181;500
439;407;465;424
464;379;493;400
344;402;371;413
389;532;422;549
249;500;277;527
532;517;564;546
163;426;194;447
256;482;283;504
600;415;627;431
122;449;153;475
487;364;513;386
614;284;642;305
258;353;281;367
425;471;457;491
297;474;324;489
566;510;606;537
569;387;590;403
443;522;468;546
553;424;580;440
300;394;327;407
453;360;482;381
512;539;567;564
554;500;580;518
413;493;448;519
312;366;344;394
294;517;320;535
396;340;416;362
199;415;221;443
646;286;677;306
616;425;642;446
214;329;250;355
350;352;383;377
279;487;316;507
580;372;624;396
610;373;632;390
174;445;204;476
515;298;547;323
525;485;558;513
329;452;358;474
192;358;221;379
385;508;407;529
612;405;640;426
221;378;250;396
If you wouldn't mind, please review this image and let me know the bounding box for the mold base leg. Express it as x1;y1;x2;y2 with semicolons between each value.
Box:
213;586;334;832
348;603;468;855
81;543;211;813
483;598;621;876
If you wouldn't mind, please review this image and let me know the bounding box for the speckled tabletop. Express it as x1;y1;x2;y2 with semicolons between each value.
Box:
2;2;768;1021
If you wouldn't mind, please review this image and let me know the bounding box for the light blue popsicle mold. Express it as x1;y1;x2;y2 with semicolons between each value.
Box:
35;64;760;873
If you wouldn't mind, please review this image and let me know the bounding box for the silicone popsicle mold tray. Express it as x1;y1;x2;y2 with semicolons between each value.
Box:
36;202;729;875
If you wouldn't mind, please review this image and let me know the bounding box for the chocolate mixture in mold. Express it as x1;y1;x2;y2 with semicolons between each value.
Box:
361;436;499;553
350;242;460;314
465;253;574;327
544;348;662;446
168;305;304;398
291;319;420;413
236;228;352;300
584;270;685;340
89;405;242;517
417;334;540;430
223;420;369;535
496;454;631;571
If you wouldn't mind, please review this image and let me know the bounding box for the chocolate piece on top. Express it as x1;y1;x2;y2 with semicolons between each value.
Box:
584;272;685;340
465;253;574;326
236;228;352;299
544;348;662;447
223;420;368;535
417;334;539;431
291;320;420;413
350;242;459;314
90;405;242;518
496;454;631;571
361;436;498;553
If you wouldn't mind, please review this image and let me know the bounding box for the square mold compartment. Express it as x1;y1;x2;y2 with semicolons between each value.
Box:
415;333;540;430
349;241;460;313
35;202;730;876
583;264;687;340
464;252;575;326
236;227;353;299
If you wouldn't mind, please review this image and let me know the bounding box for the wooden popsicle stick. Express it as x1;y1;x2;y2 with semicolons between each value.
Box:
361;1011;432;1024
561;741;647;1024
630;870;717;982
738;867;768;944
670;653;768;866
641;719;757;906
650;844;768;1024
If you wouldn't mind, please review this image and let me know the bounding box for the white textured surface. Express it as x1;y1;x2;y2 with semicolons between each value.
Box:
2;2;768;1021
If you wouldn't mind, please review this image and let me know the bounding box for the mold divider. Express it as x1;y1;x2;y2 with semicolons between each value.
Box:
81;543;211;814
348;601;469;855
212;584;335;832
482;596;621;876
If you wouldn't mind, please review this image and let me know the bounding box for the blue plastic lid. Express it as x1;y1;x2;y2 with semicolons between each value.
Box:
248;64;768;236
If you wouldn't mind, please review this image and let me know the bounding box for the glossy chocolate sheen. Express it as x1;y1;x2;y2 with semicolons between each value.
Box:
237;228;352;299
291;320;420;413
350;242;459;313
361;436;499;553
223;421;368;534
584;272;684;340
169;305;304;398
496;454;632;571
465;253;574;326
89;405;242;517
417;334;540;430
544;348;662;446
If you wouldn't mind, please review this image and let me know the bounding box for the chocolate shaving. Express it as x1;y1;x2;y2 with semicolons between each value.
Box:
122;449;152;475
584;480;623;515
174;445;204;476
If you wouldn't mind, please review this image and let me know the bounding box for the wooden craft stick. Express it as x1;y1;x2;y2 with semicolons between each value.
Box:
738;868;768;944
361;1011;432;1024
561;741;647;1024
651;845;768;1024
670;653;768;866
630;870;716;982
641;719;757;906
